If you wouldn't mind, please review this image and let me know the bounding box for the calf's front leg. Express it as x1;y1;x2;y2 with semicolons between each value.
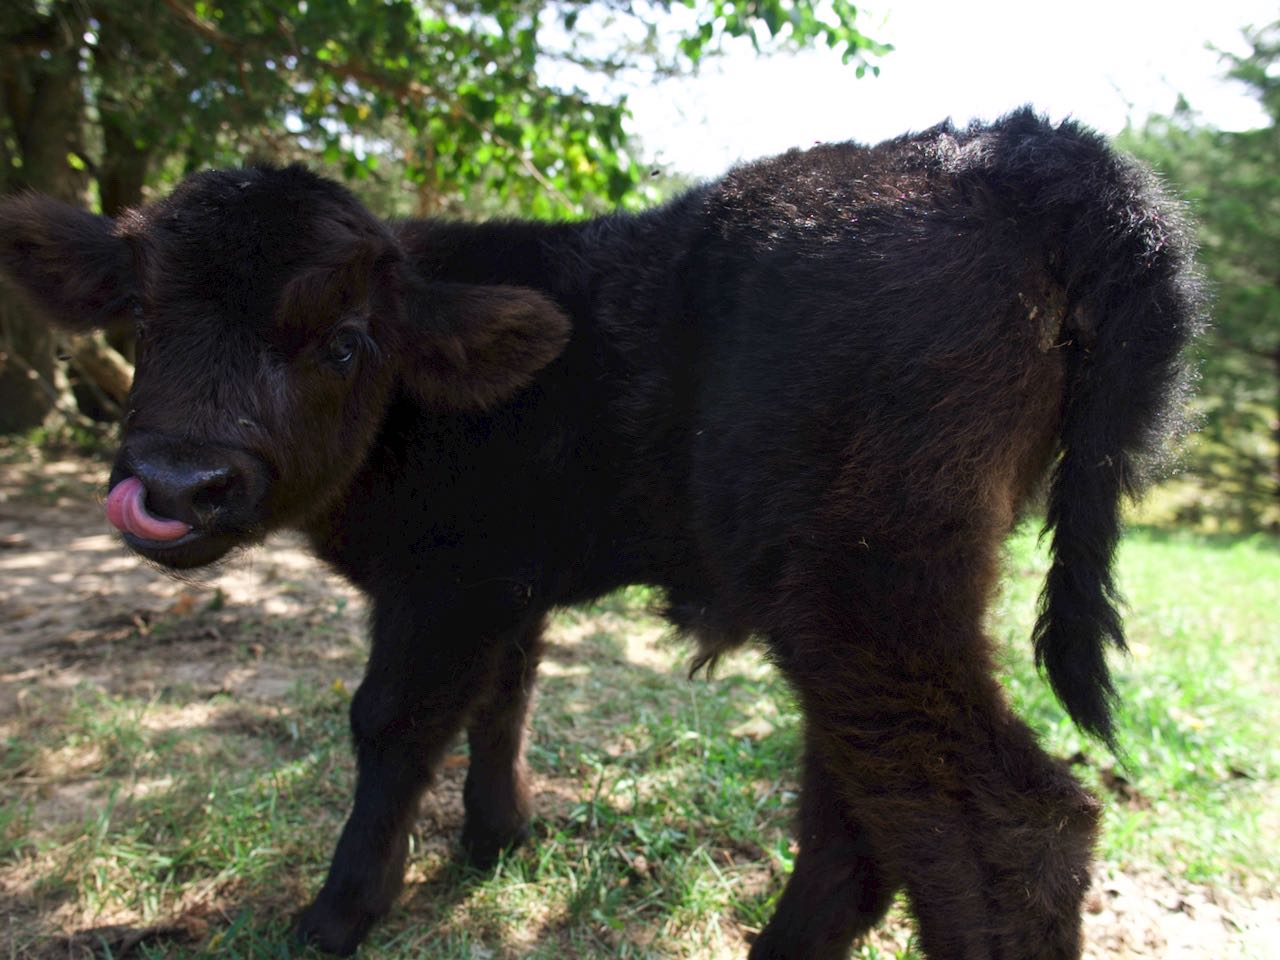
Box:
296;595;530;955
462;617;546;868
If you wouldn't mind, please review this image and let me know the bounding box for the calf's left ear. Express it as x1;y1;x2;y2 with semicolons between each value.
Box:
0;195;136;330
400;282;571;409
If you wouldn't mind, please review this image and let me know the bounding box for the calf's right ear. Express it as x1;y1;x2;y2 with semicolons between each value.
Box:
397;281;572;410
0;195;136;330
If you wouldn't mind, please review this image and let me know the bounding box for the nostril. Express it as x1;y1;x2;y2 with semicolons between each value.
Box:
190;471;239;514
129;463;242;526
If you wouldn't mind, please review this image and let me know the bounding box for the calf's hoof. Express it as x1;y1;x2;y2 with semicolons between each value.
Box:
460;817;531;871
295;896;378;957
747;930;797;960
747;924;850;960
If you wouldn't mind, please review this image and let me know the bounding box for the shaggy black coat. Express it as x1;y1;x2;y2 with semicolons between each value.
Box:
0;108;1202;959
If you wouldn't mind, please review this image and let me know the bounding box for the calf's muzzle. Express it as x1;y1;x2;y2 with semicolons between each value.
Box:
107;431;270;567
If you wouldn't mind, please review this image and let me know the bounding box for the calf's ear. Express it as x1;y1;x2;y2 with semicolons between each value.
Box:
400;282;571;409
0;195;135;330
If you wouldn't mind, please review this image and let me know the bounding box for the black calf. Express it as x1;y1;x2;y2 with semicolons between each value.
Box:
0;108;1202;958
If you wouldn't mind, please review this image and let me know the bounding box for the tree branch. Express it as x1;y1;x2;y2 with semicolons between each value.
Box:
67;333;133;406
0;345;100;431
158;0;236;50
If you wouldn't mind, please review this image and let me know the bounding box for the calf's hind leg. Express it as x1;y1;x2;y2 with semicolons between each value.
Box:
770;564;1100;959
749;733;899;960
461;617;546;867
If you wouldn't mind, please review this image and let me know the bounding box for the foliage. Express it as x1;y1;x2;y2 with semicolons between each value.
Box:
0;0;886;432
2;1;888;218
1121;21;1280;531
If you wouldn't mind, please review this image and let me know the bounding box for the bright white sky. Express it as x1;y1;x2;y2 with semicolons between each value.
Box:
625;0;1276;177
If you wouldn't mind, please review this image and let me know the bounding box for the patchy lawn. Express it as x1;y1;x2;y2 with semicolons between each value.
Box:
1;441;1277;958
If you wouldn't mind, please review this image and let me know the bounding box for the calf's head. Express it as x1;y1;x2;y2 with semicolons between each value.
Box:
0;167;569;569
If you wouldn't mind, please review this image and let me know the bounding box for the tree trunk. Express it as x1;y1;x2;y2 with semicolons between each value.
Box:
93;9;154;363
98;118;150;363
100;115;151;218
0;19;90;434
1273;344;1279;515
0;304;64;433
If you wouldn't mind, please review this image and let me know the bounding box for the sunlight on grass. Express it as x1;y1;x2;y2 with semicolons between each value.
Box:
2;527;1275;957
996;525;1280;889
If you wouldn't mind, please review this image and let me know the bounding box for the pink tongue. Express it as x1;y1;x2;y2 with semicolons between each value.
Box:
105;476;192;541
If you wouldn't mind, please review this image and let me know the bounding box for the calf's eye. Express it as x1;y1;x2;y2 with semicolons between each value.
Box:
327;329;360;368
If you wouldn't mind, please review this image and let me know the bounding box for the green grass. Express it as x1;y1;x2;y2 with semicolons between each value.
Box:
2;529;1277;958
1000;528;1280;890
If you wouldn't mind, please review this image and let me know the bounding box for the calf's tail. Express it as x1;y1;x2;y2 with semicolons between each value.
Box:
981;110;1206;747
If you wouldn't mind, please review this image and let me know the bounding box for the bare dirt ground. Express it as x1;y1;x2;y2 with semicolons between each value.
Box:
1;444;1277;958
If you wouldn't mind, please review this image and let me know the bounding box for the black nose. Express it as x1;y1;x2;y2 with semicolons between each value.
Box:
133;461;242;522
118;432;268;529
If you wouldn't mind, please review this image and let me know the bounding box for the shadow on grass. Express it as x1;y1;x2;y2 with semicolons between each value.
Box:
2;563;799;959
